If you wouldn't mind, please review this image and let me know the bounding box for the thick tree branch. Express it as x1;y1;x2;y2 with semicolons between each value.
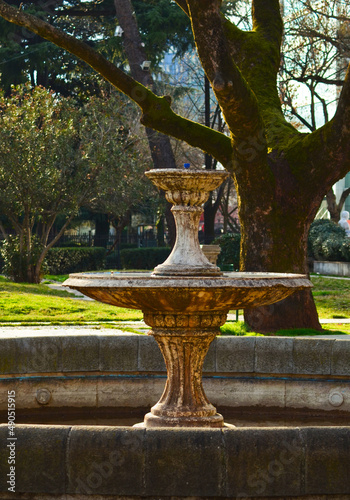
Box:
0;221;8;240
173;0;189;16
0;0;232;165
186;0;265;146
333;61;350;137
252;0;283;46
339;187;350;211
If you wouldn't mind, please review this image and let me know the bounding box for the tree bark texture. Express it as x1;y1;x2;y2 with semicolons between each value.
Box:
1;0;350;330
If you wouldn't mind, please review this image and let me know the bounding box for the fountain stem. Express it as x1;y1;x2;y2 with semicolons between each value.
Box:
153;206;221;276
143;312;227;427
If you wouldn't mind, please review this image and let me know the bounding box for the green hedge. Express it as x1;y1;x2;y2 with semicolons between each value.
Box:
120;247;171;270
308;219;349;262
214;233;241;271
46;247;106;274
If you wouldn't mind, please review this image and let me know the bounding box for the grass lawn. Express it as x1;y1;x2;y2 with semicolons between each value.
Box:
311;276;350;319
0;274;348;333
0;276;143;324
220;321;350;337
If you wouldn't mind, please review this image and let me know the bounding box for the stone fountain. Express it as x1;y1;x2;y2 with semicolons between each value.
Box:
64;167;312;428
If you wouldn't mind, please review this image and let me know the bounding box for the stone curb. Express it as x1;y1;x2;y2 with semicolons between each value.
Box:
1;334;350;376
0;425;349;498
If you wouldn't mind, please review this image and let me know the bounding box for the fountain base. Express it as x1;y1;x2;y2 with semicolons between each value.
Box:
138;412;225;428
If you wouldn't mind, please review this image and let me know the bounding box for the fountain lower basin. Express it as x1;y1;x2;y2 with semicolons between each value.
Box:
64;271;311;313
64;271;312;428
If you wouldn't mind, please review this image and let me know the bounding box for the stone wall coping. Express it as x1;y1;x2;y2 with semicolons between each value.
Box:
0;424;349;497
1;333;350;377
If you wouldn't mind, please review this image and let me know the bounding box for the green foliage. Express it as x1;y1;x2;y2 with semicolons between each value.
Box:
308;219;349;262
133;0;192;63
0;84;94;282
120;247;171;270
45;247;106;275
79;92;155;221
1;235;46;282
341;239;350;261
0;0;194;96
220;321;263;336
105;245;138;269
214;233;241;270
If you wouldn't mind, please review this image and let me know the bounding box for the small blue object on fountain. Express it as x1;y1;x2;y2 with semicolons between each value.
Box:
183;163;190;169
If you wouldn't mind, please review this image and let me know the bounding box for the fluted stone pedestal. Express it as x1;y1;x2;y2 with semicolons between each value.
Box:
142;312;227;428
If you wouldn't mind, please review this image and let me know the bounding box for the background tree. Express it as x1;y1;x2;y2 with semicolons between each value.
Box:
79;90;156;251
279;0;350;221
0;85;94;283
1;1;350;331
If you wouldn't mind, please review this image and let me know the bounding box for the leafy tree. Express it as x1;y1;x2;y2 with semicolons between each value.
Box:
1;1;350;331
79;91;156;250
0;85;93;283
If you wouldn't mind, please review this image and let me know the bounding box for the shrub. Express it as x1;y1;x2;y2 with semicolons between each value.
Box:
1;235;47;282
0;241;4;273
46;247;106;274
308;219;348;262
120;247;171;270
341;239;350;262
214;233;241;271
57;240;83;248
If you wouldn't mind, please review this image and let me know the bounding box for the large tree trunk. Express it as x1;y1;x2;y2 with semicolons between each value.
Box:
326;187;350;223
239;159;322;332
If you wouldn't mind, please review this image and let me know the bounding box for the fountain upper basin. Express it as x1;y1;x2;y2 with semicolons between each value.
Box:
64;272;312;313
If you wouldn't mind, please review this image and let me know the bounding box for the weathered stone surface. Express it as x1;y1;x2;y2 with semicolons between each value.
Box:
145;330;223;427
303;427;350;494
15;337;62;374
97;377;164;408
293;338;334;375
144;428;224;497
67;427;145;496
0;424;69;494
62;336;99;372
203;337;216;372
255;337;294;374
331;339;350;376
63;273;312;312
224;427;304;498
285;381;350;412
1;426;350;498
0;339;18;374
205;378;286;409
13;378;97;410
216;336;256;373
138;335;165;372
99;335;138;372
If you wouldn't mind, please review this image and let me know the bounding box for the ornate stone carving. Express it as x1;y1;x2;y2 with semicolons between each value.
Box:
145;169;228;277
144;330;224;427
143;312;227;329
